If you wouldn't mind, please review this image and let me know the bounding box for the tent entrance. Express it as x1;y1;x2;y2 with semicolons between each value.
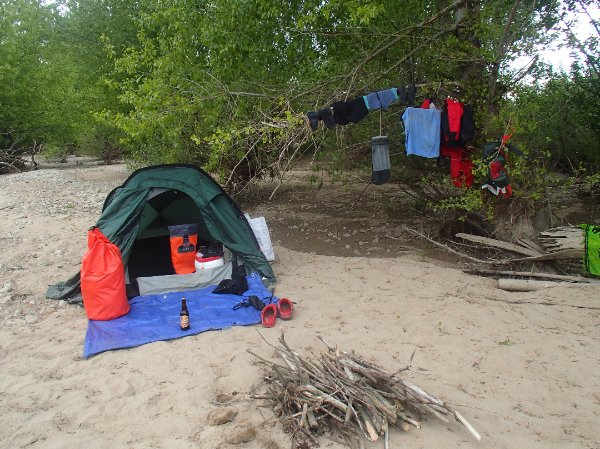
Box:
127;189;212;280
128;236;174;279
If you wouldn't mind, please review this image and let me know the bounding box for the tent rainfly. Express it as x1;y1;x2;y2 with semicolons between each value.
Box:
47;164;275;302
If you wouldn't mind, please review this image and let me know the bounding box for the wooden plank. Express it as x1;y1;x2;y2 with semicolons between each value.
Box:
538;227;584;252
517;238;545;253
455;233;541;257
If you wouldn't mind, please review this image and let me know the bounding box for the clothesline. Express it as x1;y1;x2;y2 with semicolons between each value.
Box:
306;84;417;130
305;85;522;198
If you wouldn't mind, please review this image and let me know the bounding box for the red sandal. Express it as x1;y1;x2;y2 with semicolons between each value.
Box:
277;298;293;320
261;304;277;328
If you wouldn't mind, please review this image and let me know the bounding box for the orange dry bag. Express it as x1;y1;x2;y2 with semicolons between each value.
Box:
168;224;198;274
81;228;130;320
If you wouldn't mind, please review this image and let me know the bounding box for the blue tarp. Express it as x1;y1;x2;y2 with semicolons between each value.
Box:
83;273;275;358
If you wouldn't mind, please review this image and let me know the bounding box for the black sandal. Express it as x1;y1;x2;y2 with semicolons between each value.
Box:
233;295;267;311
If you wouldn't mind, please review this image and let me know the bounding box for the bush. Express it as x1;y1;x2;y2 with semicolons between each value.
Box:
78;124;126;164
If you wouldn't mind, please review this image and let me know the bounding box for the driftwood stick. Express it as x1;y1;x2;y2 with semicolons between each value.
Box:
397;412;421;428
383;419;389;449
300;385;348;413
317;405;345;423
279;333;310;383
424;403;451;423
350;181;372;210
279;352;298;371
454;411;482;441
317;335;338;352
307;409;318;428
400;421;411;432
397;379;446;407
345;396;354;423
356;404;379;441
299;403;308;428
349;401;369;439
247;350;291;371
363;399;383;435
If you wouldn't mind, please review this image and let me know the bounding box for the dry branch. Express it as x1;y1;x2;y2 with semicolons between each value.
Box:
403;226;510;264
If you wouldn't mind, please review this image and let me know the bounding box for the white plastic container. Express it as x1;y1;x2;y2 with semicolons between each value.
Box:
194;254;225;272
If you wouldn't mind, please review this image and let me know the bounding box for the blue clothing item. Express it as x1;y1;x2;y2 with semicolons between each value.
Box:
376;88;399;110
83;273;275;358
363;93;379;110
363;88;399;110
402;107;441;158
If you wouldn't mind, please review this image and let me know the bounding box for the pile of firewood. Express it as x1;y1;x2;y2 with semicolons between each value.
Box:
250;334;480;448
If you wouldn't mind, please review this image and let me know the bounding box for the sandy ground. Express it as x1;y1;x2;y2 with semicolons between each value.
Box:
1;164;599;449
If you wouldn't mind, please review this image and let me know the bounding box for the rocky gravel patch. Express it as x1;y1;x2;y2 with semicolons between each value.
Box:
0;165;129;328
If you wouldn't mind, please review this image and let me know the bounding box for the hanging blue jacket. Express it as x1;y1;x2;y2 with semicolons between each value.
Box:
402;107;441;158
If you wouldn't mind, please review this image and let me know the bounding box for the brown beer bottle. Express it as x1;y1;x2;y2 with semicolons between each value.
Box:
180;297;190;330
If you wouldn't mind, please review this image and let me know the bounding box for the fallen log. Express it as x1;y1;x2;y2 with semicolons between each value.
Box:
497;278;595;292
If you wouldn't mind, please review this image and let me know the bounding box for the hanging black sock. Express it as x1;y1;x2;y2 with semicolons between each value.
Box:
319;107;335;128
306;111;319;131
397;85;408;105
407;84;416;106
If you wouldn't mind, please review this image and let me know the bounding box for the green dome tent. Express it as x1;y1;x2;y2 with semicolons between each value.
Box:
47;164;275;301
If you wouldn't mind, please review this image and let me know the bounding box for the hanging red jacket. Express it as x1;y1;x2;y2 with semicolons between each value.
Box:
441;99;464;143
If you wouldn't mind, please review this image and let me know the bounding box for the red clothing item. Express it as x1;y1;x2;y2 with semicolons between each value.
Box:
454;159;474;188
441;144;473;188
446;99;463;136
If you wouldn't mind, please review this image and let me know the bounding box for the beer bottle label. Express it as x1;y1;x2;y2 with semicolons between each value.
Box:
180;315;189;329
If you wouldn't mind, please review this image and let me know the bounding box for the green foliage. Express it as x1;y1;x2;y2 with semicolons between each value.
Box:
41;143;70;163
2;0;598;232
0;1;66;148
77;123;126;163
0;0;136;159
499;72;600;172
587;172;600;188
433;188;485;216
